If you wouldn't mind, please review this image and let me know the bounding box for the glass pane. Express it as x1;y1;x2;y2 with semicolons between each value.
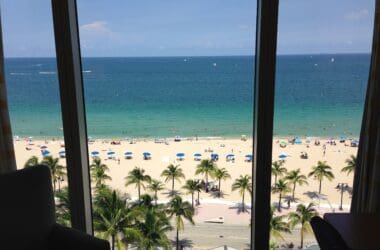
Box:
77;1;256;249
1;0;70;226
271;0;375;249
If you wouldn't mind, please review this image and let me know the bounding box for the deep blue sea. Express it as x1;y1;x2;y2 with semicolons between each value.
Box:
5;54;369;139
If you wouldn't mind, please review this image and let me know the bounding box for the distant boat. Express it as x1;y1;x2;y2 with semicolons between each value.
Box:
183;59;187;62
331;58;335;62
213;63;217;67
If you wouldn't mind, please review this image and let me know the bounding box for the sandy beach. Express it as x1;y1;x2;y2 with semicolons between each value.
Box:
13;137;357;249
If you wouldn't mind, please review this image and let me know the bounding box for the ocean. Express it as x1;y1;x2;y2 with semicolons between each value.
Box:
5;54;369;139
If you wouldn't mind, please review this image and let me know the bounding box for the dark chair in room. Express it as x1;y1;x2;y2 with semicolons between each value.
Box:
0;165;110;250
310;216;350;250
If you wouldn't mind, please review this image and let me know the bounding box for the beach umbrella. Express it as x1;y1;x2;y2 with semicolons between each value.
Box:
294;138;302;144
107;151;115;156
41;150;50;156
226;154;235;158
124;152;133;156
143;152;151;156
59;150;66;158
245;154;253;159
278;153;288;159
40;145;48;149
194;153;202;157
91;151;100;156
176;153;185;157
211;153;219;160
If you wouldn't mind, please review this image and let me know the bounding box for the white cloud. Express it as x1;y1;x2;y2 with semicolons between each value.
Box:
345;9;369;21
80;21;110;33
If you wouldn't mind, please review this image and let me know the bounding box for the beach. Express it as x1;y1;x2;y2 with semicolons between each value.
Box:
14;137;356;206
13;136;356;249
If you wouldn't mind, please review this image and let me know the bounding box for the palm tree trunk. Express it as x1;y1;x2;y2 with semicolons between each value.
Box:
191;193;194;208
319;179;322;194
197;191;200;205
53;179;56;193
242;192;245;211
218;179;221;197
138;185;141;200
172;177;175;192
300;224;304;249
274;175;277;186
205;173;208;185
111;234;115;250
292;183;296;201
155;191;158;205
176;228;179;250
278;193;282;212
58;179;61;192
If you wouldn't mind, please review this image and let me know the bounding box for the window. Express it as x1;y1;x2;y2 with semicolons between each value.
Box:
269;0;375;248
1;0;70;226
77;1;256;249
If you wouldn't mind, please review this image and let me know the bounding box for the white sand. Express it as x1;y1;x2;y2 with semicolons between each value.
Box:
14;137;356;210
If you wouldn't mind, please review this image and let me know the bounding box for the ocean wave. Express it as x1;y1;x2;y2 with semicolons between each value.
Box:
10;72;29;75
82;70;92;73
39;71;56;75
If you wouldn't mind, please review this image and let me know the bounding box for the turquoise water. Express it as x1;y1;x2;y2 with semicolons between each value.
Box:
5;54;369;138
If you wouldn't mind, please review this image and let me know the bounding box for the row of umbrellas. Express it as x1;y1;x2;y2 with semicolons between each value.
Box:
40;145;287;160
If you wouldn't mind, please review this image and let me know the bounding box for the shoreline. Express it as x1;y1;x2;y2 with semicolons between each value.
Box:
14;134;360;142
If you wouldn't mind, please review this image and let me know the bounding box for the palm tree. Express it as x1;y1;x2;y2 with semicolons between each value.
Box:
285;169;308;201
55;187;71;227
231;175;252;212
341;155;356;176
182;179;201;208
272;179;290;212
133;194;172;249
161;164;185;192
308;161;335;194
24;156;40;168
211;167;231;197
41;156;65;192
125;167;151;200
166;195;194;250
93;188;143;250
195;159;216;187
90;158;111;188
195;180;202;206
288;203;318;249
147;179;165;205
272;161;287;186
270;207;290;241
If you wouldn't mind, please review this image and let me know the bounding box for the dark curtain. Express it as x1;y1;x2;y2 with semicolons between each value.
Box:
0;13;16;174
351;0;380;213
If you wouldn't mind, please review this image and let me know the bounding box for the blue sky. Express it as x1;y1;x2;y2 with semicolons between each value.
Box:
0;0;375;57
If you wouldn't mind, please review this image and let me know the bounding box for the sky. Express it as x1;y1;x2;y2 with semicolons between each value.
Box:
0;0;375;57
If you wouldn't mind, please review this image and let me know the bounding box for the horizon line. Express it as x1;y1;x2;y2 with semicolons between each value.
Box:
4;52;371;59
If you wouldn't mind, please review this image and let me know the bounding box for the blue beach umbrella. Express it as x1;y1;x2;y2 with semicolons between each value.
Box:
91;151;99;156
211;153;219;160
59;150;65;155
176;153;185;157
107;151;115;156
194;153;202;157
40;145;48;149
124;152;133;156
278;153;288;159
294;138;302;144
226;154;235;158
143;152;151;156
245;154;253;159
41;150;50;156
